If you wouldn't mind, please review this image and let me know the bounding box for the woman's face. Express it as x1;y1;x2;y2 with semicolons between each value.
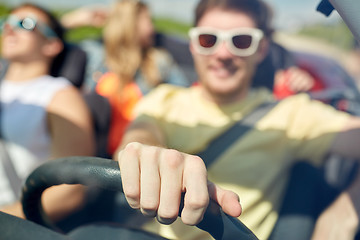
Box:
1;6;52;62
137;8;155;49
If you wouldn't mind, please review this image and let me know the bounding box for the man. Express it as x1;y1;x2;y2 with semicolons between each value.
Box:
116;0;360;239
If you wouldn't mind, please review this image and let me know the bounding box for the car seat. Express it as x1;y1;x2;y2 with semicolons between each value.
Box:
49;42;111;159
154;32;197;84
50;42;87;88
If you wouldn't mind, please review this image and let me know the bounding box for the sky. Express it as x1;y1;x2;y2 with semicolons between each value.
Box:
2;0;341;31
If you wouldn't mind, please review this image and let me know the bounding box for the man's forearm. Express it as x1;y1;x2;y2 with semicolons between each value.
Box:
115;121;166;160
344;171;360;229
312;171;360;240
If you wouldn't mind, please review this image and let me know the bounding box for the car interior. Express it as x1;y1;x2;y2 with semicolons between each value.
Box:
1;0;360;239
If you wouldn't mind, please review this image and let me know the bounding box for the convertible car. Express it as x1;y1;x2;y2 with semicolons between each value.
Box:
1;0;360;239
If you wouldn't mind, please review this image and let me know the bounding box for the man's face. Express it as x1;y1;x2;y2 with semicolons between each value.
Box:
190;8;267;104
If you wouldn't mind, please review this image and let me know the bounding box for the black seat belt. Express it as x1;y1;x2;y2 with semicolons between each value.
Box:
197;101;278;168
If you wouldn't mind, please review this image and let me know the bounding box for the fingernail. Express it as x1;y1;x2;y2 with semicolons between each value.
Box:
157;216;177;225
141;208;157;217
126;198;140;209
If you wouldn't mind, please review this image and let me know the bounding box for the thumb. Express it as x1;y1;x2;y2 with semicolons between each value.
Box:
208;181;242;217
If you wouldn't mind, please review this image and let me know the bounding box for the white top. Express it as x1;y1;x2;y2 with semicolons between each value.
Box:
0;75;71;206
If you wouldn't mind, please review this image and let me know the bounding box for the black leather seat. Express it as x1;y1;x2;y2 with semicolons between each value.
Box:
50;42;87;88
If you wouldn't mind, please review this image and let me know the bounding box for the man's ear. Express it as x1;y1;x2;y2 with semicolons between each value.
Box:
42;39;64;58
255;38;269;64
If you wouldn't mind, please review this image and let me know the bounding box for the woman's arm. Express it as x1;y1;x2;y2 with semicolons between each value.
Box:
43;86;95;221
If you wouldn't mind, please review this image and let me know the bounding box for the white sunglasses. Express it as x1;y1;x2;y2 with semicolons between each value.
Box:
189;27;264;57
2;15;57;38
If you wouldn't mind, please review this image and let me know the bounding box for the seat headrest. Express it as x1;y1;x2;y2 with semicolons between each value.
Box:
50;43;87;88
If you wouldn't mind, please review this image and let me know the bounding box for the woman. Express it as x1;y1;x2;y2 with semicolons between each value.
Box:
0;3;95;221
96;0;190;155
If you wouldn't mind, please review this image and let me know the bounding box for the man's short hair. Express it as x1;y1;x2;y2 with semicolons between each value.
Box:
194;0;274;37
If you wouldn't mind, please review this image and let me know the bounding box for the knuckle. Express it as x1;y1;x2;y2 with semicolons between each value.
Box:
188;155;207;172
191;155;206;166
124;142;141;153
162;149;184;169
187;194;209;210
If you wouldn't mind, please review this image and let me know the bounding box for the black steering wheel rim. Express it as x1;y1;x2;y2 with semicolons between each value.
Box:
21;156;258;240
21;156;121;230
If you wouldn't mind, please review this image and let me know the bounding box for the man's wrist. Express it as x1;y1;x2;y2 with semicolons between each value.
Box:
334;192;359;233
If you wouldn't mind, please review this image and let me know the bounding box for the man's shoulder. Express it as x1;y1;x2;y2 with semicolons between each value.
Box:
272;93;350;124
135;84;193;114
146;84;192;101
277;93;331;110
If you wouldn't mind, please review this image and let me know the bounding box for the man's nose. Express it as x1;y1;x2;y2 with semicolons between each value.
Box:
214;40;234;59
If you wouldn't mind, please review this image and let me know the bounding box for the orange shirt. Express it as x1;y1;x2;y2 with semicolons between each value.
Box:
96;72;143;154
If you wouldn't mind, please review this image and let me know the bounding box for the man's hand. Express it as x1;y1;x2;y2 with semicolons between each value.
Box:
117;142;242;226
312;192;359;240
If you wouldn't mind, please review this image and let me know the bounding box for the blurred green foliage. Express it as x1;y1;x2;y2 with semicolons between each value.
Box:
0;5;10;16
153;17;191;39
66;26;103;42
65;17;191;43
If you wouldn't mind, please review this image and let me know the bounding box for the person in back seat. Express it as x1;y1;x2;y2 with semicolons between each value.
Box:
93;0;191;156
245;3;318;99
253;40;319;99
115;0;360;239
62;1;192;157
0;3;95;222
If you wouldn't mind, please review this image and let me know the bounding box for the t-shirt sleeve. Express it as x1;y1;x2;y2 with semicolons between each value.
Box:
279;94;351;165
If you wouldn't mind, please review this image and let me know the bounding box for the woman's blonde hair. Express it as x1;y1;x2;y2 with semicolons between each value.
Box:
103;0;160;89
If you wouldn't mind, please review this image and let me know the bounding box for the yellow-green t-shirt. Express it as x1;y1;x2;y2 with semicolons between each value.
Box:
132;84;350;240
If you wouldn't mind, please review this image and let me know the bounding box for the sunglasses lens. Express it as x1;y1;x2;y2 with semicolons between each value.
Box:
21;17;36;30
4;16;36;31
198;34;217;48
232;35;252;49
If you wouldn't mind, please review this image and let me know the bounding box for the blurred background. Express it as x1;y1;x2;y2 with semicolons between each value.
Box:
1;0;359;85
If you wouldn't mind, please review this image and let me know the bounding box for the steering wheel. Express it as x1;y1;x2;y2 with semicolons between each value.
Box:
8;156;258;240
